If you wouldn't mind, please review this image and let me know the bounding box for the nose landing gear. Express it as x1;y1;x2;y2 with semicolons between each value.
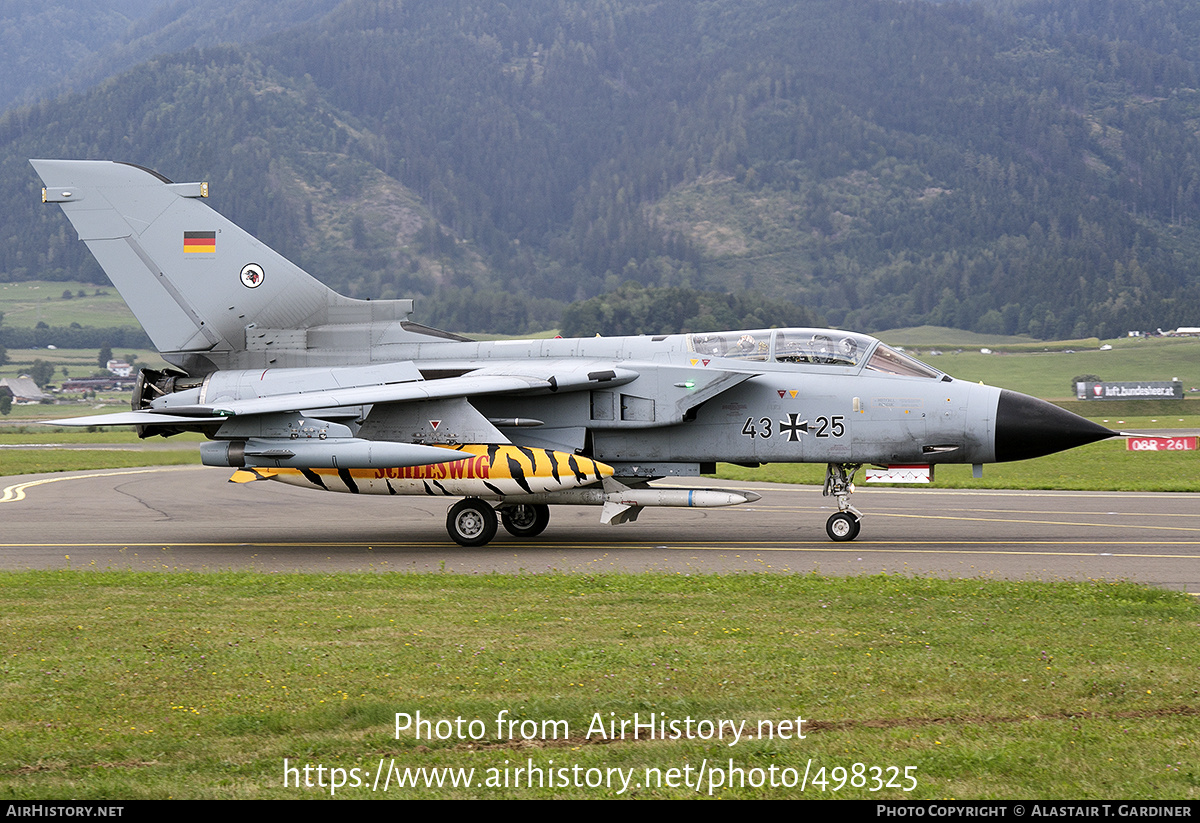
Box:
823;463;863;541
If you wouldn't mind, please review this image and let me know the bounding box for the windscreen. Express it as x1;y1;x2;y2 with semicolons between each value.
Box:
863;344;943;379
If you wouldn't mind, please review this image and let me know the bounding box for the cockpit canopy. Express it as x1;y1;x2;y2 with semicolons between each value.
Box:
686;329;943;379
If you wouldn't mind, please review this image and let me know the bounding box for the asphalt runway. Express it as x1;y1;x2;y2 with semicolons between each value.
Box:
2;465;1198;592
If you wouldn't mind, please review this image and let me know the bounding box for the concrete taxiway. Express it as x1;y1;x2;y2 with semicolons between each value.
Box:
1;465;1197;592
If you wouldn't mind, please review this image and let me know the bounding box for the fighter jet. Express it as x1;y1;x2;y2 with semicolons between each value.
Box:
31;159;1117;545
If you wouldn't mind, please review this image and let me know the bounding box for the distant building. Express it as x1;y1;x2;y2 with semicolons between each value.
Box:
62;377;136;392
106;359;134;377
0;377;51;403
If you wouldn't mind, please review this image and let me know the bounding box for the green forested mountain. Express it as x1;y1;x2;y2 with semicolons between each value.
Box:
0;0;156;111
57;0;342;102
0;0;341;111
3;0;1200;337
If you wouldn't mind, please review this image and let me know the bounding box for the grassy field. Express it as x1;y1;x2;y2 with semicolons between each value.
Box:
1055;403;1200;422
877;332;1200;400
0;449;198;476
1;400;139;422
0;281;139;328
878;325;1071;348
0;427;205;444
0;571;1195;799
716;438;1200;492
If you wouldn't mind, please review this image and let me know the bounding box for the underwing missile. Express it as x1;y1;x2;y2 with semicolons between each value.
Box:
598;487;762;508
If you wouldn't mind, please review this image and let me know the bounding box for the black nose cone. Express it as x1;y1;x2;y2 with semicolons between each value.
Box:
995;390;1117;462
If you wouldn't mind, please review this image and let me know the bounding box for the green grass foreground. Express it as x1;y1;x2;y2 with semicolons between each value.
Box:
0;571;1196;799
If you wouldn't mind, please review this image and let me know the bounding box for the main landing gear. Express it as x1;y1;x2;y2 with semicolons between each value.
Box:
446;499;497;547
445;499;551;546
500;503;551;537
823;463;863;541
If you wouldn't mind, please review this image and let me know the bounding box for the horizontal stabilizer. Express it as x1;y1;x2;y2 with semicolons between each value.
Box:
42;411;227;427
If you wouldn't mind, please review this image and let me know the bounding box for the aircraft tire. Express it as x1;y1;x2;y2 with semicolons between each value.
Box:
500;503;550;537
826;511;860;542
447;499;499;547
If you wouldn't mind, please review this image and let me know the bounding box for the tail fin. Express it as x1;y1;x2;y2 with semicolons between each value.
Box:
31;160;418;368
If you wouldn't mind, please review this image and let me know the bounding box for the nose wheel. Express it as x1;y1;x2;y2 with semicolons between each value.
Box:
823;463;863;542
826;511;861;541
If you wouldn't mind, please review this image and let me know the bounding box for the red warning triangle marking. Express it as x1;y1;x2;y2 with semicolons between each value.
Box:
777;390;786;398
430;420;441;430
702;359;710;366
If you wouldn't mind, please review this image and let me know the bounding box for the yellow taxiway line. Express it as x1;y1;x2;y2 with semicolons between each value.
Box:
0;540;1198;559
0;468;195;503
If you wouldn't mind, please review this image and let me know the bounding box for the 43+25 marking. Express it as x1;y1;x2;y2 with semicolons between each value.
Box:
741;414;844;442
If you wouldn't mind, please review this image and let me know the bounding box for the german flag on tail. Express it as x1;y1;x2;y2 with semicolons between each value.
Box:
183;231;216;254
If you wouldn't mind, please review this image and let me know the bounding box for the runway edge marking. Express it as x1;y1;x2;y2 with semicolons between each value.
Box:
0;467;198;503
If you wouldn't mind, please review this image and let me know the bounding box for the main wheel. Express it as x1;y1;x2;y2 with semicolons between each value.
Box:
500;503;550;537
826;511;861;542
446;499;498;547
